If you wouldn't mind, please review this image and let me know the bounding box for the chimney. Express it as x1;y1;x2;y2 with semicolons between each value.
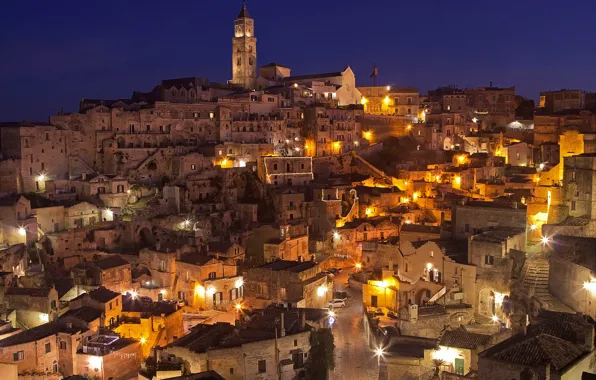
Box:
280;313;286;337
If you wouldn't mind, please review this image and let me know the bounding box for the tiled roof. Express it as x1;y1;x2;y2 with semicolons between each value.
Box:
491;334;582;371
0;320;87;347
5;287;52;297
60;306;103;323
88;287;120;303
90;255;130;270
440;330;491;349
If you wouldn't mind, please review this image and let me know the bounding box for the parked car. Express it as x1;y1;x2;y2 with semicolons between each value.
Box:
328;299;346;308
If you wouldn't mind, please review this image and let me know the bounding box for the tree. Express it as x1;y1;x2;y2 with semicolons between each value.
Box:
309;328;335;379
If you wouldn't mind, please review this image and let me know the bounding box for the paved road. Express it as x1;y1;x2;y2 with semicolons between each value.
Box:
329;270;387;380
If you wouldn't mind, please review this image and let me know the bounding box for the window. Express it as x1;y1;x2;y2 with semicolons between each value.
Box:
116;298;119;306
60;341;67;350
571;171;576;181
273;163;278;170
465;224;470;233
109;302;113;310
230;368;234;375
13;351;24;361
208;271;217;279
485;255;494;265
258;360;266;373
160;260;166;271
45;343;51;353
571;201;576;211
294;339;298;346
191;164;196;170
46;133;49;141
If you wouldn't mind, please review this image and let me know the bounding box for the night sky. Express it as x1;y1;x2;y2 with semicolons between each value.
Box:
1;0;595;121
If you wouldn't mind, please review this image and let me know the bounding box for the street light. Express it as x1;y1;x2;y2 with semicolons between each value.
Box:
541;236;550;245
355;263;362;270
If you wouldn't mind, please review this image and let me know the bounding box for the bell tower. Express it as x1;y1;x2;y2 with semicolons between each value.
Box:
231;3;257;89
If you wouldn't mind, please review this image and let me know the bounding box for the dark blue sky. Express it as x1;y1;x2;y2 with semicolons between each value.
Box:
1;0;595;121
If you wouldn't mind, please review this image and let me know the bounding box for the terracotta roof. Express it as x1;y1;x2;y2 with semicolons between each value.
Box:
440;330;491;349
491;334;582;371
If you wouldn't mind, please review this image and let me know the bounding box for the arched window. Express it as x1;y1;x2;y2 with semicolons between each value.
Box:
160;260;166;271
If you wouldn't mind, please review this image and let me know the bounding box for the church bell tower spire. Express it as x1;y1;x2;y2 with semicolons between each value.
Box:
231;2;257;89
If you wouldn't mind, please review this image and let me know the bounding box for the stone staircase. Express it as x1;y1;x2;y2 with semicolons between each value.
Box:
520;259;550;300
518;258;573;313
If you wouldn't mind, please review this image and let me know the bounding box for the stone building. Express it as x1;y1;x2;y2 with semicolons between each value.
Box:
161;308;311;380
3;287;59;328
303;105;363;157
357;86;420;118
71;255;132;294
451;200;527;240
540;89;586;113
467;228;525;320
547;236;596;318
69;286;122;328
0;121;69;193
243;260;332;309
0;194;35;247
478;311;596;379
257;156;313;187
115;294;184;358
465;85;516;128
0;319;90;376
77;333;142;380
230;4;257;89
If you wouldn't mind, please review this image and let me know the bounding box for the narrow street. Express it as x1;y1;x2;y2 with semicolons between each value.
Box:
329;270;387;380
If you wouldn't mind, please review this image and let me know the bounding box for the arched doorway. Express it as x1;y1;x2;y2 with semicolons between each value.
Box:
138;227;155;248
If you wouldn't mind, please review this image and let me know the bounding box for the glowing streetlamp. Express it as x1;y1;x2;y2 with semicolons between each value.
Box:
140;337;147;344
363;131;372;140
491;315;499;323
530;224;537;231
18;227;26;236
541;236;550;245
355;263;362;270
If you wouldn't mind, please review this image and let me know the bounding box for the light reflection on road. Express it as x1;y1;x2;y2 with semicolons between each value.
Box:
329;269;387;380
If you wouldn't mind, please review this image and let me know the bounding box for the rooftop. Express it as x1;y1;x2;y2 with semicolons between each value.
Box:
4;287;52;297
471;227;526;244
258;260;317;273
0;320;87;347
440;329;491;349
88;286;120;303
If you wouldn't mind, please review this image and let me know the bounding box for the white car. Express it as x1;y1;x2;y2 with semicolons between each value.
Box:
328;299;346;308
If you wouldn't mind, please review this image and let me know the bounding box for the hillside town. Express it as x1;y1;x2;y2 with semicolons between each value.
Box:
1;4;596;380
